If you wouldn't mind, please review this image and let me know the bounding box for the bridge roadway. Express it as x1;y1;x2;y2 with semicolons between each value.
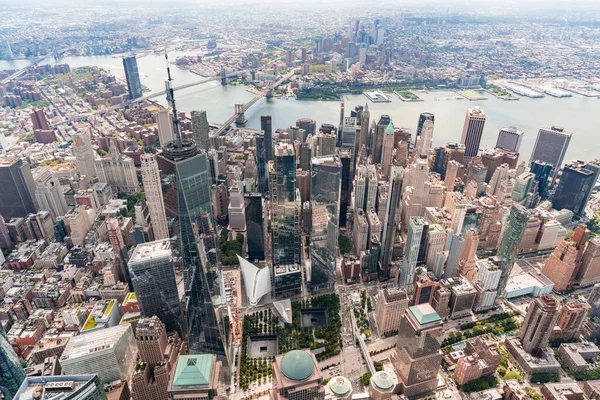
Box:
1;56;46;85
213;71;294;136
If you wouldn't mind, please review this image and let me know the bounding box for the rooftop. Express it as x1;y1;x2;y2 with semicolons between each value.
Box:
280;349;315;381
409;303;441;325
129;238;172;265
172;354;214;387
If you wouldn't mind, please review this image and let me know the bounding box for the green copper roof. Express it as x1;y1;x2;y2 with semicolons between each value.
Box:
172;355;213;387
280;350;314;381
409;303;441;325
384;119;395;135
372;371;394;391
329;376;352;396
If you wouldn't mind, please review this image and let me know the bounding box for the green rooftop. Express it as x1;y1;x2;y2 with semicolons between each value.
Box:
372;371;394;391
329;376;351;396
172;355;213;387
384;119;395;135
280;350;314;381
409;303;441;325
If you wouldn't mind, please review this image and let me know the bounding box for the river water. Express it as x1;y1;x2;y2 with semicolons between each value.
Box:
2;54;599;163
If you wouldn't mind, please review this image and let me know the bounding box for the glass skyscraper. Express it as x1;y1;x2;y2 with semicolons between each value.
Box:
244;193;265;261
0;328;25;399
530;160;553;199
497;205;530;295
553;160;600;217
122;56;143;100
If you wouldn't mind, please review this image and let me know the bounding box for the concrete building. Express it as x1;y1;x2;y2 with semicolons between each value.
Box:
72;131;98;180
521;295;560;354
32;166;68;220
559;342;600;373
13;375;107;400
156;109;175;145
140;154;169;240
496;127;523;153
167;354;226;400
448;277;477;319
553;160;600;217
578;237;600;286
95;144;139;194
541;239;579;292
0;157;38;220
551;300;591;341
529;126;572;181
271;349;325;400
228;186;246;231
191;110;210;150
375;287;409;336
540;382;585;400
460;107;486;163
60;323;138;384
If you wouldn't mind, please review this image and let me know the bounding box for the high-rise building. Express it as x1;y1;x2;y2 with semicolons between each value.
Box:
261;115;273;161
296;118;316;136
0;157;38;220
445;232;464;279
530;160;553;199
157;109;175;145
519;295;560;354
136;316;169;365
140;154;169;240
496;127;523;153
167;354;226;400
577;237;600;286
376;287;409;336
228;186;246;231
311;155;342;218
373;115;391;163
317;133;337;157
29;108;49;131
529;126;572;180
511;172;535;203
156;67;225;358
553;160;600;217
381;119;396;178
270;143;297;204
32;166;68;220
392;303;443;398
358;103;370;154
123;56;143;99
0;328;25;399
380;166;403;280
244;193;265;261
72;131;98;180
399;216;426;287
541;240;578;292
255;133;267;196
460;107;486;163
551;300;591;341
425;224;446;270
191;110;210;150
339;149;352;228
129;239;182;333
497;205;530;295
95;143;139;193
415;112;434;157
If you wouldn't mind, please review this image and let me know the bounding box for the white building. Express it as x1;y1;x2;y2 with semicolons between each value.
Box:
156;109;175;145
32;166;68;220
238;255;271;306
228;186;246;231
95;143;138;194
72;131;98;180
140;154;169;240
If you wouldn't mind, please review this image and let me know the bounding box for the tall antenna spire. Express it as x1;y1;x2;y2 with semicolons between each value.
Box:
165;51;183;148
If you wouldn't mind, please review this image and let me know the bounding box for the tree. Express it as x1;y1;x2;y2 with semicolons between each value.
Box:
338;235;352;255
361;373;372;386
524;387;543;400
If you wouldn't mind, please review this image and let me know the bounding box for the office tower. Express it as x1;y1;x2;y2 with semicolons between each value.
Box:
261;115;273;161
444;232;464;279
123;56;143;99
466;158;488;195
458;229;479;280
353;210;369;255
553;160;600;217
399;216;427;287
541;240;578;292
31;166;68;220
0;215;12;248
0;328;25;399
380;166;403;280
271;143;296;204
373;115;391;163
444;160;459;192
496;127;523;153
0;158;38;220
529;126;572;180
317;133;337;157
296;118;316;136
140;154;169;240
72;131;98;179
339;149;352;228
299;142;312;172
381;120;395;179
156;63;224;358
61;324;137;384
191;110;210;150
497;205;530;295
95;143;139;193
358;103;370;154
157;109;175;145
354;164;377;212
129;239;182;333
228;187;246;231
425;224;446;270
271;350;325;400
392;303;443;398
460;107;486;163
136;316;168;365
415;112;434;157
512;172;535;203
29;108;49;130
167;354;225;400
341;117;357;152
519;295;560;354
376;287;409;336
311;157;342;263
244;193;265;261
255;133;267;196
530;160;553;199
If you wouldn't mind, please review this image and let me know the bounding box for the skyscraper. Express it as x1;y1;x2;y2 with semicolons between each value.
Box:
373;115;391;163
191;110;210;150
519;295;559;354
497;205;530;295
496;127;523;153
392;303;443;398
0;158;38;220
156;109;175;145
530;160;553;199
72;131;98;180
95;143;139;194
0;328;25;399
32;166;68;221
255;133;267;197
380;166;403;280
460;107;486;164
140;154;169;240
261;115;273;161
155;58;225;358
529;126;572;180
415;112;434;157
129;239;182;334
399;216;426;287
123;56;143;99
553;160;600;217
29;108;49;131
358;103;370;154
339;149;352;228
244;193;265;261
381;119;396;179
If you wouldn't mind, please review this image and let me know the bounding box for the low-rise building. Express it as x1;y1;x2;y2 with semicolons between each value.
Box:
559;342;600;372
540;382;584;400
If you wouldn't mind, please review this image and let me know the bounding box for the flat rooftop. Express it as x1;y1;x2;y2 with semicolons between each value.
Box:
129;239;172;264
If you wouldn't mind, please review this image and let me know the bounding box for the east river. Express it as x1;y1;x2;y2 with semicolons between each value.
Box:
2;53;599;162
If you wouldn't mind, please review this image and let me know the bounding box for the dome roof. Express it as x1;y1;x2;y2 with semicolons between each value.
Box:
280;350;314;381
372;371;394;391
328;376;352;396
